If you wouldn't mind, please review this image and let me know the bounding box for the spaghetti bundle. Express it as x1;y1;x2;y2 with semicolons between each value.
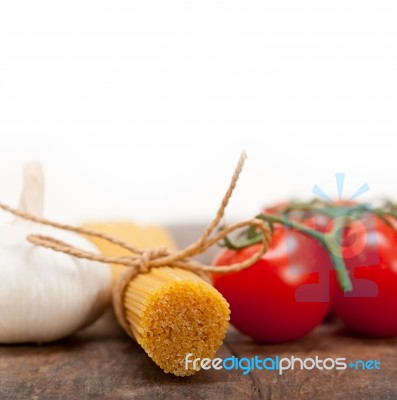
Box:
83;223;230;376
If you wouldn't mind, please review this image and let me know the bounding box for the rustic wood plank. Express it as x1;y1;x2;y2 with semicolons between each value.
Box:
0;311;258;400
2;312;395;399
226;321;397;400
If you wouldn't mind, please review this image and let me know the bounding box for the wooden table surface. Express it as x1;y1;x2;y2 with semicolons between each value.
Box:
1;226;396;399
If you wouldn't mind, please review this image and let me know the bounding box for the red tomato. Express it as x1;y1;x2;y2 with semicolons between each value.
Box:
333;215;397;337
213;225;335;343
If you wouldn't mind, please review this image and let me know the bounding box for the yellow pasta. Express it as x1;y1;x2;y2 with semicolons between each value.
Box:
83;221;230;376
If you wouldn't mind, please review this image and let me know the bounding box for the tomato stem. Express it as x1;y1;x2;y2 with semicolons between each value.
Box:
263;213;352;291
222;212;353;292
221;201;397;292
323;215;352;292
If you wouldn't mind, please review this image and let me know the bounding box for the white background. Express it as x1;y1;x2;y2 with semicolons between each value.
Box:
0;1;396;224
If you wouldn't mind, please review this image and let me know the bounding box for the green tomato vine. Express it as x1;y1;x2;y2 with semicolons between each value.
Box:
221;200;397;293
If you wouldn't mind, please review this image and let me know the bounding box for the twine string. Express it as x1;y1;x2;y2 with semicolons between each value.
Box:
0;151;272;337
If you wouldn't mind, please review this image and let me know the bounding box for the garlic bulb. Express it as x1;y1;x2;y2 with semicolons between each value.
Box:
0;163;112;343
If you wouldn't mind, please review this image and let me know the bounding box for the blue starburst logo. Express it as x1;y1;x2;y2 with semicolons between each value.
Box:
312;173;370;202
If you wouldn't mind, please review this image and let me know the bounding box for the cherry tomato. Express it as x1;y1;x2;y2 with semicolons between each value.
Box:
333;215;397;337
306;201;357;233
213;225;335;343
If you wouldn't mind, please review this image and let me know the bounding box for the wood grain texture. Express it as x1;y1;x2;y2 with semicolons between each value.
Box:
0;225;396;399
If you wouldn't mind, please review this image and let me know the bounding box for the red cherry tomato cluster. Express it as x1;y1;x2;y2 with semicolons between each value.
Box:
212;201;397;342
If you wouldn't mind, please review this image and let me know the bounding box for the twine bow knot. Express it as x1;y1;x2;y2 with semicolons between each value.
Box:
136;247;169;273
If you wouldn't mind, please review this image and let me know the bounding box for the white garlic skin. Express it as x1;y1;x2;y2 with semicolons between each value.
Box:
0;162;112;343
0;222;112;343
